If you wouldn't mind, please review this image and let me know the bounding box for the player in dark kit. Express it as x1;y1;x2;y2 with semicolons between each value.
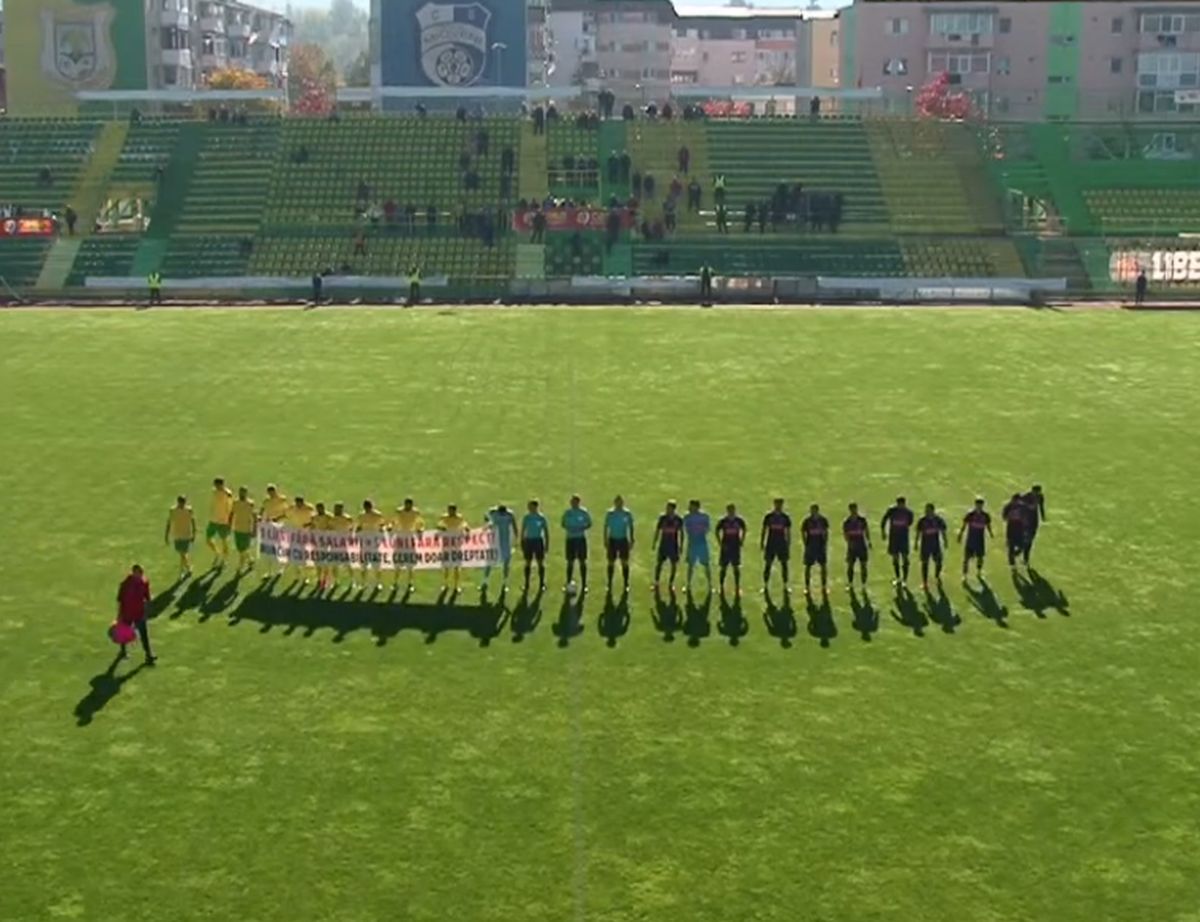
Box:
760;498;792;593
880;497;915;585
957;497;994;580
916;503;948;589
653;500;684;590
800;503;830;596
842;502;870;587
716;503;747;596
1001;493;1028;569
1021;484;1047;565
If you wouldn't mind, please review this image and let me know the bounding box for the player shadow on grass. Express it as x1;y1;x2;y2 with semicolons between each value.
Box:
73;654;149;727
597;592;631;648
763;588;798;648
923;584;961;634
651;588;683;642
965;580;1009;628
848;588;879;642
552;595;585;648
510;588;545;643
162;568;221;621
890;586;929;637
1011;569;1070;618
218;578;508;647
717;595;749;647
805;594;837;648
683;592;713;648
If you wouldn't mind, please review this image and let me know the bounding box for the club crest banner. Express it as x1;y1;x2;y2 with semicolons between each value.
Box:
257;523;503;570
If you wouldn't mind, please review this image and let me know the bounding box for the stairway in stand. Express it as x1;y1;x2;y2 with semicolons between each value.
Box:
37;121;129;290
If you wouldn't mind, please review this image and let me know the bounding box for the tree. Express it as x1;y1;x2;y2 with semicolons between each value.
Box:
915;72;973;121
344;50;370;88
289;43;337;116
292;0;368;82
208;68;269;91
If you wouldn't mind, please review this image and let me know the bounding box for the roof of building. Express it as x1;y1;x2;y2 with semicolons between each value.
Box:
550;1;837;20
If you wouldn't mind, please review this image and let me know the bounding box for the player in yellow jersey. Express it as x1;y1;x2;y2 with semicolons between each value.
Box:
207;477;235;568
230;486;259;571
284;495;316;584
390;497;426;590
437;503;470;594
329;502;356;588
259;484;290;577
309;502;335;590
164;495;197;580
356;499;389;591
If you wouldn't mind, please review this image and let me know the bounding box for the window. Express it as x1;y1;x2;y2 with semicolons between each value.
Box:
731;28;747;40
999;17;1011;34
886;17;908;36
930;11;995;36
731;51;747;64
1138;52;1200;89
1111;56;1124;74
995;96;1010;114
928;51;990;75
883;58;908;76
1047;75;1070;84
996;56;1011;76
162;65;178;85
1111;17;1124;34
1141;14;1200;35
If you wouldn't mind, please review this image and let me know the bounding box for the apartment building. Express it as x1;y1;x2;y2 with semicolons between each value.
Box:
154;0;291;90
543;0;839;101
845;0;1200;119
0;13;7;112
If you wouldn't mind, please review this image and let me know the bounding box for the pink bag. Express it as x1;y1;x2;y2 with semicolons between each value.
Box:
109;621;136;645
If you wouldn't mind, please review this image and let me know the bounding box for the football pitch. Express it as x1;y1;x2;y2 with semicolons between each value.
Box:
2;305;1198;921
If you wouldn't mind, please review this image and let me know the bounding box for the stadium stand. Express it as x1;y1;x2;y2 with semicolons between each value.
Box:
64;236;141;286
0;119;102;215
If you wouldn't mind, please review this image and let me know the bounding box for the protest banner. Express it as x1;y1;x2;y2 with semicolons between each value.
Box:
257;523;501;570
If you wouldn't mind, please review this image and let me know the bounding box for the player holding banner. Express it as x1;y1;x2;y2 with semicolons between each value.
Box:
437;504;470;594
355;499;389;591
481;503;518;592
260;484;290;578
390;498;425;591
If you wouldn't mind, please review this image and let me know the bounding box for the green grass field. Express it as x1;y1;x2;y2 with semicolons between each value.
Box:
2;306;1199;922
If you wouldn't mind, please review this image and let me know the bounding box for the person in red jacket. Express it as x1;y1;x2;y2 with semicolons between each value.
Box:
117;564;156;664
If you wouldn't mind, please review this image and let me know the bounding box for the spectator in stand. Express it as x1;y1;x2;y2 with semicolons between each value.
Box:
312;271;324;304
632;170;643;199
664;196;677;234
810;96;821;119
830;193;845;234
713;174;727;207
743;202;756;233
651;218;665;240
531;207;547;243
770;198;784;232
619;151;631;183
605;209;621;252
622;103;635;121
482;213;496;248
715;203;729;234
678;145;691;175
500;172;513;199
640;218;652;240
415;103;428;118
475;127;489;156
367;203;382;226
427;204;437;234
758;201;769;234
607;151;620;184
791;182;805;212
65;205;77;236
501;145;515;175
810;193;825;232
456;106;468;122
586;155;600;187
383;199;397;226
1135;268;1148;306
662;102;674;120
687;178;702;212
646;103;658;119
546;102;559;122
600;89;615;119
532;105;545;135
669;175;683;201
643;173;656;201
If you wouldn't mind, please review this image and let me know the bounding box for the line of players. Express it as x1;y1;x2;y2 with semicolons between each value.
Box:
164;480;1047;598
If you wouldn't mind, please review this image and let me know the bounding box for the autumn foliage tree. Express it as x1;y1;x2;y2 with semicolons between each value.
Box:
207;67;270;91
289;43;338;116
915;72;974;121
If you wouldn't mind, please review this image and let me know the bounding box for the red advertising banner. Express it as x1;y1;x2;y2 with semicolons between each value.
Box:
512;207;635;234
0;217;58;238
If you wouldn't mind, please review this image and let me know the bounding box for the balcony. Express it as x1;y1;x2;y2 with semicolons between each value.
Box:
199;16;226;33
160;48;193;68
158;8;191;30
227;21;252;39
198;51;228;70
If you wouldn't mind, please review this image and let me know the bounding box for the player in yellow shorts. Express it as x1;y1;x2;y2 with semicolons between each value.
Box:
259;483;290;577
437;504;470;594
207;477;234;568
285;495;316;584
230;486;259;571
164;495;197;580
356;499;389;591
390;498;425;591
329;502;356;588
309;502;335;590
